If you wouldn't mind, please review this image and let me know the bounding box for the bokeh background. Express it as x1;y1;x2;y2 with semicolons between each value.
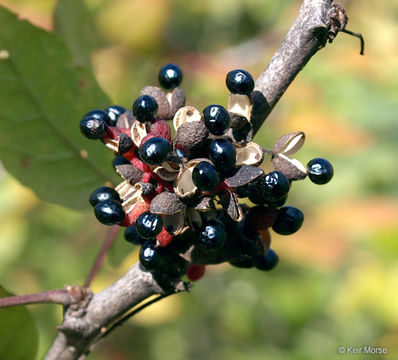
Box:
0;0;398;359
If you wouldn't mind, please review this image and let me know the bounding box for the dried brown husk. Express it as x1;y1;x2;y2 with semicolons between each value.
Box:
195;197;214;212
235;142;264;166
167;87;186;119
272;154;307;180
114;182;144;212
140;86;170;119
115;164;143;183
218;190;243;222
225;165;264;187
163;208;187;235
116;110;135;129
228;94;252;120
174;121;209;152
173;105;202;131
153;160;180;181
272;131;305;155
174;159;211;198
131;120;148;147
150;192;184;215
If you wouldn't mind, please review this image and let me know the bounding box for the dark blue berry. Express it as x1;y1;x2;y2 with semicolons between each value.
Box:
307;158;334;185
209;139;236;171
226;69;254;95
133;95;158;123
158;64;183;89
124;226;150;245
136;212;163;239
139;137;170;165
253;171;290;203
112;155;131;168
89;186;121;207
139;241;164;271
192;161;220;192
272;206;304;235
94;200;125;225
252;249;279;271
79;112;108;140
266;195;288;208
197;219;226;250
106;105;126;126
203;105;231;136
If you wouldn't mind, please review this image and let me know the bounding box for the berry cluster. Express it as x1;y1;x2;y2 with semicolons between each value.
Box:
79;64;334;283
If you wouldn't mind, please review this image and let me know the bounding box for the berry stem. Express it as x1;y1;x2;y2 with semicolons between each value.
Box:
84;225;120;288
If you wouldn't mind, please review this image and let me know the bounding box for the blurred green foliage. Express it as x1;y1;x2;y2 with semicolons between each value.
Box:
0;0;397;359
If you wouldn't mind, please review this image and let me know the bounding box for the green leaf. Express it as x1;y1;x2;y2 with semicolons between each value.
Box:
0;285;39;360
0;5;117;210
54;0;101;67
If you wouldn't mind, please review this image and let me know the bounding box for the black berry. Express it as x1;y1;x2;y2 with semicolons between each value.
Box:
139;241;164;271
79;112;108;140
106;105;126;126
229;258;254;268
203;105;231;136
124;226;149;245
192;161;220;192
136;212;163;239
307;158;334;185
89;186;121;207
197;219;227;250
94;199;125;225
253;171;290;203
158;64;183;89
208;139;236;171
112;155;131;168
272;206;304;235
226;69;254;95
132;95;158;123
139;137;170;165
252;249;279;271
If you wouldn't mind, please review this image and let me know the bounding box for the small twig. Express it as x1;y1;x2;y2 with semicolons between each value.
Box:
342;29;365;55
84;225;119;287
0;287;85;308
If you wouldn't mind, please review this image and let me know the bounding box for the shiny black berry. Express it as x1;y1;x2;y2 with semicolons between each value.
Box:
79;111;108;140
94;199;125;225
252;249;279;271
192;161;220;192
139;137;170;165
132;95;158;123
209;139;236;171
136;212;163;239
226;69;254;95
139;241;164;271
89;186;121;207
106;105;126;126
272;206;304;235
197;219;226;250
203;105;231;136
158;64;183;89
124;226;149;245
307;158;334;185
253;171;290;203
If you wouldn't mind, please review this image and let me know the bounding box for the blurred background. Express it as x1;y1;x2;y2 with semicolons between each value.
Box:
0;0;397;359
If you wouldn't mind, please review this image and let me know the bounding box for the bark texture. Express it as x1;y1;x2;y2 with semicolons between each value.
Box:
45;1;346;358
